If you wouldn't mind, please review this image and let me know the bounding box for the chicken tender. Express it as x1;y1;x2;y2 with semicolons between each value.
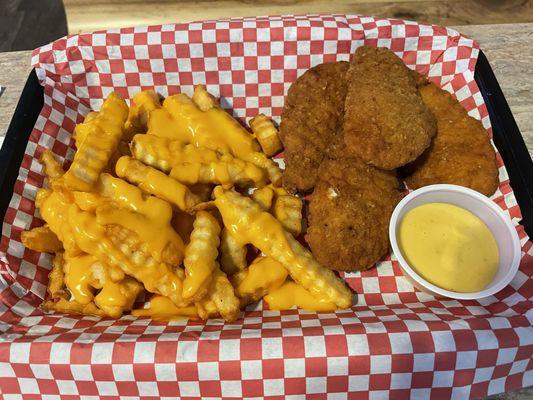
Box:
403;80;499;197
279;61;349;193
308;157;402;271
342;47;436;170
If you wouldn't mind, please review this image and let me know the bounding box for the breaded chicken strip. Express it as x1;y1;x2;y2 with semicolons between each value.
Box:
308;157;402;271
279;61;349;193
402;80;499;197
342;47;436;170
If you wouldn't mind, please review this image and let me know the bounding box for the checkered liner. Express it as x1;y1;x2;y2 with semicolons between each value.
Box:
1;15;531;399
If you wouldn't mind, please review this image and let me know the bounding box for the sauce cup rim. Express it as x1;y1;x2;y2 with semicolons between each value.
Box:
389;184;522;300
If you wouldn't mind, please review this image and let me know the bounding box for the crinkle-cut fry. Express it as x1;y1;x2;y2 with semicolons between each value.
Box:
68;204;185;307
42;298;105;317
39;150;64;183
62;92;128;191
97;173;186;265
131;134;218;173
273;194;303;236
253;185;303;236
213;187;353;309
192;84;219;111
21;225;63;253
47;252;68;300
250;114;283;157
37;188;81;255
115;156;201;211
197;269;240;322
63;253;143;318
170;156;267;188
182;211;221;302
124;90;161;138
162;94;282;185
251;186;274;210
219;228;247;276
232;256;288;306
133;295;198;321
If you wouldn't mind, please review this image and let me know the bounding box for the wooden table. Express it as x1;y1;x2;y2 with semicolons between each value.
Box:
0;21;531;400
0;23;532;157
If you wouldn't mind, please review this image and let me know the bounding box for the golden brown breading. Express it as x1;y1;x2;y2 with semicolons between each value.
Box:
279;61;349;193
307;157;402;272
402;81;499;197
342;47;436;170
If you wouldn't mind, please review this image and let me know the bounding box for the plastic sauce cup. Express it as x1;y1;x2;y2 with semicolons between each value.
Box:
389;184;521;300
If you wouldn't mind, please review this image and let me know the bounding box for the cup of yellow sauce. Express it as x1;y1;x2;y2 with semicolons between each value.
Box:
389;184;521;300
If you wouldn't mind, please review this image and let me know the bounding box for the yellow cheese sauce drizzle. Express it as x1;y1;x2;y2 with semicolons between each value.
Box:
398;202;499;293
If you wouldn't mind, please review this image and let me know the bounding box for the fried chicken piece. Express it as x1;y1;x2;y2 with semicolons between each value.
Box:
342;47;436;170
279;61;349;193
402;80;499;197
308;157;402;272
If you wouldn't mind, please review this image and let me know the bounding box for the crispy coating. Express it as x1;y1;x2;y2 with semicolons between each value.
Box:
279;61;349;193
342;47;436;170
308;157;402;272
402;81;499;197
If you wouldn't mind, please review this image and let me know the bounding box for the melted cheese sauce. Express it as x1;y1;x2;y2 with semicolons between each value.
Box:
399;203;499;293
236;256;288;298
265;282;336;312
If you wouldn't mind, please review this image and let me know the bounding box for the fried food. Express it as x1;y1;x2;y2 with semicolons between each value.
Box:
402;80;499;197
342;47;436;170
46;252;68;300
279;61;349;193
219;228;247;276
170;156;268;188
182;211;221;302
308;157;402;272
124;90;161;138
30;87;358;322
40;150;65;183
115;156;201;211
196;269;240;322
250;114;283;157
131;134;218;173
21;225;63;253
69;205;186;306
192;84;218;111
62;93;129;191
151;93;282;185
271;187;303;236
213;187;353;309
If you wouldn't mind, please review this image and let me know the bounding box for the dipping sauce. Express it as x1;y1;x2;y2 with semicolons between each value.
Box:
398;203;499;293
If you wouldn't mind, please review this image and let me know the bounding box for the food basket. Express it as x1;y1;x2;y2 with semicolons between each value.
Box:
0;14;531;399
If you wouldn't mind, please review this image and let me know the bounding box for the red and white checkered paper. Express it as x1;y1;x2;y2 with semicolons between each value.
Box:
1;15;532;399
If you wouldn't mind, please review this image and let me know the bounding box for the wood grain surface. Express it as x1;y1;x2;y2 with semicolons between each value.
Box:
63;0;533;33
